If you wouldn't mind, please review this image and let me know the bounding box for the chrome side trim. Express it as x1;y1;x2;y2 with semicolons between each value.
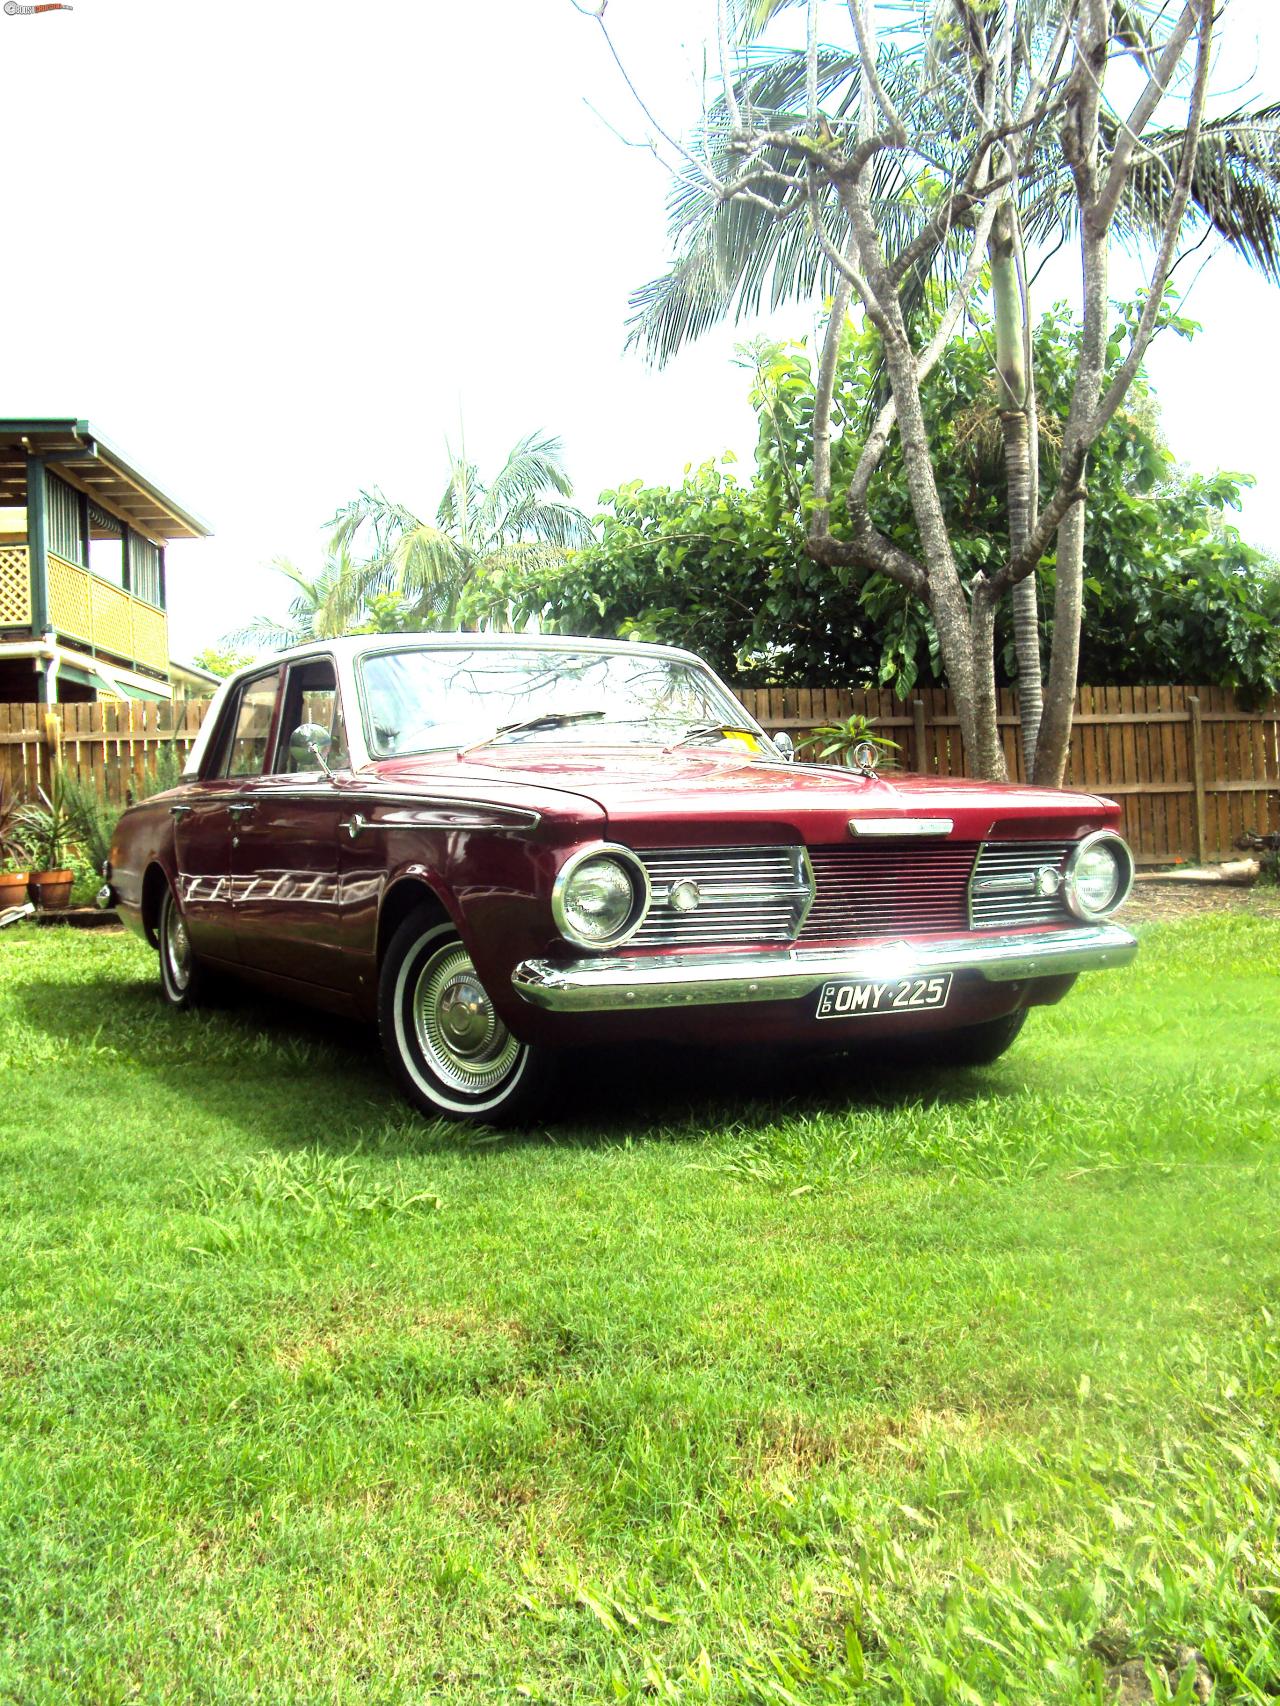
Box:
849;817;954;837
210;787;542;830
512;924;1138;1013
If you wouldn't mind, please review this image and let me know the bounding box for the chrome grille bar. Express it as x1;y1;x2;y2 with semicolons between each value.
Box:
633;839;1085;949
969;842;1075;930
635;847;813;946
801;844;977;941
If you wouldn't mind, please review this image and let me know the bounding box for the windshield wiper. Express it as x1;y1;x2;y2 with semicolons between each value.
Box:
663;721;751;753
459;710;607;758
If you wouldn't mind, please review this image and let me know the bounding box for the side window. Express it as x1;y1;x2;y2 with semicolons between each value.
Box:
221;673;280;778
274;659;349;774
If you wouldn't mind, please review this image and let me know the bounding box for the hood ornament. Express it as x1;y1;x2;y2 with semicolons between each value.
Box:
850;740;880;778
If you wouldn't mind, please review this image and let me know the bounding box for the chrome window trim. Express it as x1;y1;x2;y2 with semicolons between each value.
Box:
1063;830;1135;922
551;842;652;951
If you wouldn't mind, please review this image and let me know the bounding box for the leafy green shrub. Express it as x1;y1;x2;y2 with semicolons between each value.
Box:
61;773;122;875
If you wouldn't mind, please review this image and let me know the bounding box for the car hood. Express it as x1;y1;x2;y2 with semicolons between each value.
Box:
367;746;1115;839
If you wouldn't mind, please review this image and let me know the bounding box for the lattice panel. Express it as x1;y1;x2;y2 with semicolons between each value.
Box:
90;577;133;659
0;546;31;626
47;553;91;645
131;601;168;673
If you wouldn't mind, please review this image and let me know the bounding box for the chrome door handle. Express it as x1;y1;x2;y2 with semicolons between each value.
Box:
170;804;193;818
340;812;368;840
228;802;257;819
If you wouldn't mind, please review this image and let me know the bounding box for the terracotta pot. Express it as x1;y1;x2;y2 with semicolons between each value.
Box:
28;869;74;911
0;871;30;910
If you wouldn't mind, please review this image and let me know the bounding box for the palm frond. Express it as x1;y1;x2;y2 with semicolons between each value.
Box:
500;496;594;550
221;614;303;650
484;430;576;514
1125;103;1280;284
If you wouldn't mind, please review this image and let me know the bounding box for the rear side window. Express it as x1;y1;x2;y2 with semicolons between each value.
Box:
219;673;280;778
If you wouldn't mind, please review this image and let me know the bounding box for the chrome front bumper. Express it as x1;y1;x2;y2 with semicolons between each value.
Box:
512;923;1138;1013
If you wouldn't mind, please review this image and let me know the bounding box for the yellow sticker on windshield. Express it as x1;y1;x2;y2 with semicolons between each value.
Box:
721;730;761;753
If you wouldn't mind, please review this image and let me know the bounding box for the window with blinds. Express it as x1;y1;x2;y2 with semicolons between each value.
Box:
46;474;86;566
129;534;163;607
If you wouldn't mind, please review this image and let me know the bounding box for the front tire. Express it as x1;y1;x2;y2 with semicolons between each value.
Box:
379;913;555;1125
928;1007;1028;1067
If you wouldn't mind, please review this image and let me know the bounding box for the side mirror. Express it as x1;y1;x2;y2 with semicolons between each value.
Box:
772;730;795;762
290;722;334;775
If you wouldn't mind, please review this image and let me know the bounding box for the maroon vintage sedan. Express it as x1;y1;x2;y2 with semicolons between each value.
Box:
104;636;1137;1122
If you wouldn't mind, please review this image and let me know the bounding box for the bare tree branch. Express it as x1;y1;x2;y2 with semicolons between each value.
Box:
847;0;907;144
1094;0;1201;228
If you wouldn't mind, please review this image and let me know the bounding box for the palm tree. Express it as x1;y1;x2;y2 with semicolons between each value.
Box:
325;429;592;632
625;1;1280;775
223;548;355;651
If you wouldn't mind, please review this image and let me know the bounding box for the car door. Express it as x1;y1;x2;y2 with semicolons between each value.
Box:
230;655;357;993
172;667;281;965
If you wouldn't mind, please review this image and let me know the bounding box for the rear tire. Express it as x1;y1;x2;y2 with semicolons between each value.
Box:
379;912;555;1125
928;1008;1028;1067
157;881;218;1009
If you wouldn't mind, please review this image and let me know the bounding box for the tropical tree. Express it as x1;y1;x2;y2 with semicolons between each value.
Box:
581;0;1280;782
463;299;1280;702
325;429;592;631
191;646;256;678
222;548;355;652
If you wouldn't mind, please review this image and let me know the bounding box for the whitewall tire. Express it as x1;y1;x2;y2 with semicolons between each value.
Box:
378;913;555;1125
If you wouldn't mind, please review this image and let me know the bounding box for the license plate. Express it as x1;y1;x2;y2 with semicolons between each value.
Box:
815;973;952;1020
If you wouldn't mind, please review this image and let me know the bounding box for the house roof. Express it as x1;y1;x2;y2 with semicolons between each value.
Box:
0;419;212;543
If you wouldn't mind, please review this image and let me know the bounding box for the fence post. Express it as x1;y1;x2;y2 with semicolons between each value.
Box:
1187;694;1207;864
42;710;62;790
912;699;928;774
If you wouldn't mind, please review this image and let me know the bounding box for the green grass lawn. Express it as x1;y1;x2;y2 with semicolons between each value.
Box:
1;914;1278;1704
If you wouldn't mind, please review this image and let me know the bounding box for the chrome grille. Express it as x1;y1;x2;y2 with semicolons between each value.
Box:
969;841;1075;929
632;839;1081;950
635;846;811;946
800;843;978;941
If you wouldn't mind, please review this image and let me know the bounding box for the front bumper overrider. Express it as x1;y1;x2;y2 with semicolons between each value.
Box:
512;923;1138;1013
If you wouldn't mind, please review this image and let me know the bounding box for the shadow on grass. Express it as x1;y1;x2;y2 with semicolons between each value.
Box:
16;962;998;1156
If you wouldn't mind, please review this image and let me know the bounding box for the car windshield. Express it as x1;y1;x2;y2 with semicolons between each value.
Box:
357;645;753;759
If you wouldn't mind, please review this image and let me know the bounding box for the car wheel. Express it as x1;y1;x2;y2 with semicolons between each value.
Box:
379;913;555;1124
929;1008;1028;1067
157;881;216;1009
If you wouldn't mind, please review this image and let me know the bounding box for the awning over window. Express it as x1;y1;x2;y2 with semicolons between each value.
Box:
111;679;169;703
56;661;169;702
56;662;115;695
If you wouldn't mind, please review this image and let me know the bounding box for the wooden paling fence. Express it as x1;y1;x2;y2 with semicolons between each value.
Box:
2;686;1277;865
0;699;213;810
739;684;1279;865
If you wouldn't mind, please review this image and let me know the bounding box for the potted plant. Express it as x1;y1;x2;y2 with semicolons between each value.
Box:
0;778;31;911
16;777;78;910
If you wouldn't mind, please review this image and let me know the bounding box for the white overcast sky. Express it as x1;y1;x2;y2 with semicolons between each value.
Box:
5;0;1277;661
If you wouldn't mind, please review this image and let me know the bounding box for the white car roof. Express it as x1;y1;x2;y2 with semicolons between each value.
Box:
254;632;707;673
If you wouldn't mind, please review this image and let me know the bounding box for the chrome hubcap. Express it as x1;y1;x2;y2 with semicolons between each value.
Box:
412;942;520;1093
165;901;191;991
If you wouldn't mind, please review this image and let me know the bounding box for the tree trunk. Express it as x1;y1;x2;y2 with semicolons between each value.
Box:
990;198;1042;780
968;589;1007;781
1034;498;1085;786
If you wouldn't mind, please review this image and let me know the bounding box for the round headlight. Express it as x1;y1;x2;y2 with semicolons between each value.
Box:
553;846;650;949
1064;831;1134;921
